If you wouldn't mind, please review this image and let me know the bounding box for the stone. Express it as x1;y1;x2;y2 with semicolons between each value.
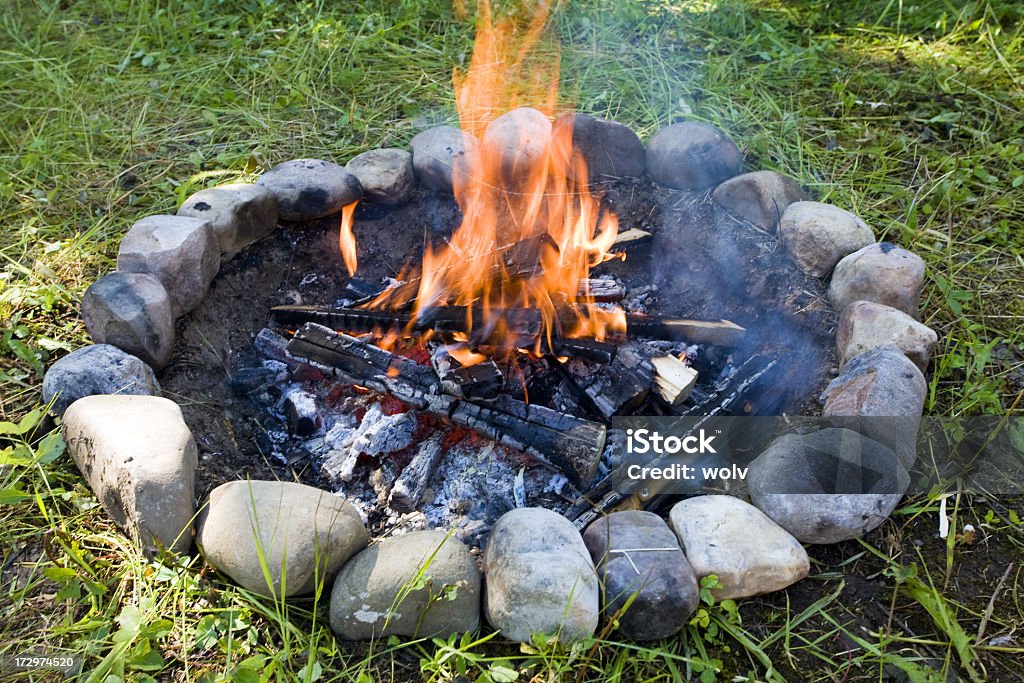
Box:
583;510;697;640
177;183;279;260
62;395;197;554
552;113;645;181
778;201;875;277
829;242;926;317
81;272;175;369
668;495;809;600
116;214;219;318
837;300;938;372
747;429;909;544
712;171;808;231
483;507;599;643
329;530;481;639
822;344;927;470
42;344;161;416
256;158;362;221
645;122;743;191
346;148;417;205
410;126;480;194
481;107;552;188
196;480;368;598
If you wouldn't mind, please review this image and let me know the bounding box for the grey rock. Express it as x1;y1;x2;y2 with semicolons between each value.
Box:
779;201;875;277
116;214;219;318
62;395;197;554
829;242;926;317
837;300;938;372
822;344;927;469
645;122;743;191
482;107;552;189
410;126;480;194
330;530;481;639
583;510;697;640
483;507;599;643
256;158;362;221
196;480;368;598
712;171;807;231
552;113;645;181
668;495;809;600
177;183;279;260
42;344;160;416
81;272;175;369
345;148;416;205
747;429;909;544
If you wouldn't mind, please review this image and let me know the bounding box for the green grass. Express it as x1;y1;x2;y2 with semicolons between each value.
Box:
2;0;1023;681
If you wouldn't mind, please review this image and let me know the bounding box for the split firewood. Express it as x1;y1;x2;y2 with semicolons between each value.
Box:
651;355;699;406
611;228;652;250
579;341;654;419
285;323;606;486
389;433;446;512
625;315;746;347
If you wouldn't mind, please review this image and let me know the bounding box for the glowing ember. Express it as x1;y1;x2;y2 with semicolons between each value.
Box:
352;0;626;362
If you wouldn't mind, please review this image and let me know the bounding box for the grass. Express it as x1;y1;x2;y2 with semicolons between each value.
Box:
1;0;1023;680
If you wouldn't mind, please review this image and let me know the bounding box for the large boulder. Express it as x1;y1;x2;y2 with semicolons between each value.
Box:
196;480;368;598
645;122;743;191
256;159;362;221
668;495;809;600
330;530;481;639
482;107;552;188
62;395;197;554
116;214;219;318
177;183;278;260
837;300;938;372
483;507;599;644
829;243;926;318
779;201;875;277
747;429;909;544
410;126;480;194
583;510;698;640
42;344;160;416
712;171;807;231
551;113;645;182
81;271;175;369
345;148;417;205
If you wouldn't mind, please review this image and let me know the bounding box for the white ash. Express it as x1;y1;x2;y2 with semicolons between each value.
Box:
320;404;415;484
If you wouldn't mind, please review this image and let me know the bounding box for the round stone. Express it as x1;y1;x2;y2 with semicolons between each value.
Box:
329;530;481;640
645;122;743;191
81;271;175;369
256;158;362;221
779;201;875;277
177;183;279;260
42;344;161;416
712;170;808;231
829;242;926;318
837;300;938;372
481;107;552;188
552;113;645;182
410;126;480;194
345;148;416;205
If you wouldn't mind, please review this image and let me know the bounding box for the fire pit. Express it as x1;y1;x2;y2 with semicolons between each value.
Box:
45;0;935;647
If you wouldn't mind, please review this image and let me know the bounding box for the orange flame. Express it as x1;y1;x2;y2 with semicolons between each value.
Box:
339;200;359;276
361;0;625;359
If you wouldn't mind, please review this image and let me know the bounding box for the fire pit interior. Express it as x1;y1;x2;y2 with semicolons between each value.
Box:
158;169;834;544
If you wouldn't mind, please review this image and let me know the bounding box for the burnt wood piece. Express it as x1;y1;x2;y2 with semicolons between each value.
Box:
390;432;445;512
286;323;606;486
569;355;780;529
271;305;743;348
344;277;386;302
431;347;503;400
611;228;652;251
625;316;746;347
552;338;617;363
579;341;654;419
576;278;625;302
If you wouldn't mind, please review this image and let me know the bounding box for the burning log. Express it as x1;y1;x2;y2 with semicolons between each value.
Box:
390;432;445;512
285;323;606;486
430;347;503;399
576;278;624;302
651;355;699;407
579;341;654;419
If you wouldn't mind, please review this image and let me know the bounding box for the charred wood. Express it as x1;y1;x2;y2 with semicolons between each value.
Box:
285;323;606;486
389;432;445;512
579;341;654;419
